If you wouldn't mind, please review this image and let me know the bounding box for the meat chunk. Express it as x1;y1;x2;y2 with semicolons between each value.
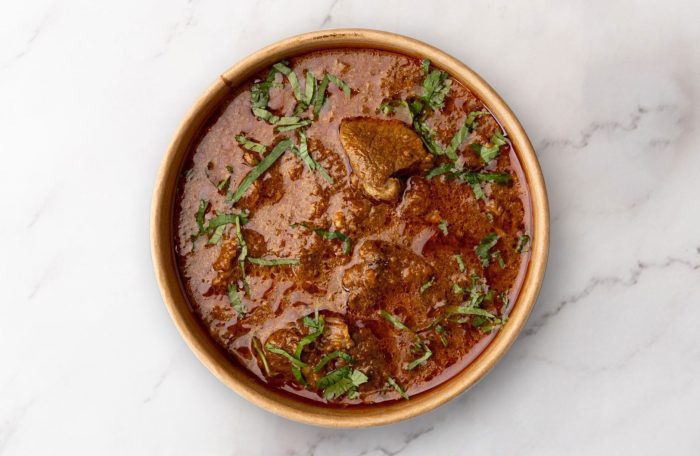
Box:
321;316;354;352
342;240;434;325
339;117;428;201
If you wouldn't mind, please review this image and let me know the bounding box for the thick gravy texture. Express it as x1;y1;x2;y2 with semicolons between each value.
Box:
174;49;531;404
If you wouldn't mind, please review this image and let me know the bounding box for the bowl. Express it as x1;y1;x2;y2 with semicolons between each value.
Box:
151;28;549;428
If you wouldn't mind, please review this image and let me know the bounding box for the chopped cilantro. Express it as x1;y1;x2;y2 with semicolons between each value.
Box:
316;366;368;400
435;325;449;347
265;343;307;369
454;254;466;272
292;222;352;255
272;61;302;102
251;337;271;377
438;219;449;235
406;343;433;370
386;377;410;400
380;310;409;331
227;282;245;317
516;234;531;253
247;257;300;266
250;66;279;110
420;277;435;294
293;131;333;184
475;233;499;266
471;131;507;163
228;138;293;204
493;251;505;269
235;134;267;155
195;199;208;234
314;351;353;372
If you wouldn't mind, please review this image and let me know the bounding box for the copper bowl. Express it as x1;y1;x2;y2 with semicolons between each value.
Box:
151;28;549;427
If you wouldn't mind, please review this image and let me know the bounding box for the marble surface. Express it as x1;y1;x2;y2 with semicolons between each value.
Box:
2;0;699;454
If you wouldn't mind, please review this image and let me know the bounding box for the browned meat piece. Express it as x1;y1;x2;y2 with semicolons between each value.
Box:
342;240;434;325
339;117;428;201
321;316;354;352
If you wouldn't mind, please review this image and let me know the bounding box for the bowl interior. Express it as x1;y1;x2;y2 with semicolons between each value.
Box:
151;28;549;428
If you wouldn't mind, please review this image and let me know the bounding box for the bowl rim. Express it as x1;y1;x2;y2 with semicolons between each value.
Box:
151;28;549;428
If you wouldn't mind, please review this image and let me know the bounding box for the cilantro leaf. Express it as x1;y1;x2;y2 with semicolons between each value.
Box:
227;282;246;317
386;377;410;400
247;257;300;266
250;66;279;110
454;254;466;272
195;199;208;234
292;131;333;184
265;343;308;369
235;134;267;155
292;222;352;255
516;234;530;253
475;233;499;267
316;367;368;400
314;351;354;372
380;310;409;331
228;138;293;204
419;277;435;294
272;61;302;102
406;343;433;370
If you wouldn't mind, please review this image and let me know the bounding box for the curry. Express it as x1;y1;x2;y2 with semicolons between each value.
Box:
174;49;531;404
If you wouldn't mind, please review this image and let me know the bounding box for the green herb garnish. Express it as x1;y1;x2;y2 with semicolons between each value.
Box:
419;277;435;294
205;211;248;245
275;119;312;132
386;377;410;400
228;138;293;204
247;257;300;266
312;74;351;117
380;310;409;331
406;343;433;370
292;222;352;255
236;134;267;155
516;234;530;253
295;311;325;360
454;254;466;272
314;351;353;372
316;366;368;400
265;343;308;369
475;233;499;267
227;282;245;317
293;131;333;184
435;325;449;347
493;251;505;269
272;61;302;102
438;219;449;235
250;66;279;110
421;64;451;110
326;74;351;96
195;199;208;234
499;291;510;315
471;131;507;163
217;176;231;193
312;75;330;117
252;337;271;377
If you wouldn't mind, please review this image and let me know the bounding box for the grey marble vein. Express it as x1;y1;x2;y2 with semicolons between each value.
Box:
152;0;199;60
538;104;676;152
320;0;341;27
355;426;435;456
525;250;700;337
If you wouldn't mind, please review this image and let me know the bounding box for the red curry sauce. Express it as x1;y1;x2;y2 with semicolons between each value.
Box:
174;49;531;404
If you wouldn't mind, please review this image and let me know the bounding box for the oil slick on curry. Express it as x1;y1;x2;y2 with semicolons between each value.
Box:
174;49;532;404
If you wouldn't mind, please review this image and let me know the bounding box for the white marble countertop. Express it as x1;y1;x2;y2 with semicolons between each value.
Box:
2;1;699;454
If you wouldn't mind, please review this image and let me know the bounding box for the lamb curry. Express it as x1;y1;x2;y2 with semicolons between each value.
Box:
174;49;532;404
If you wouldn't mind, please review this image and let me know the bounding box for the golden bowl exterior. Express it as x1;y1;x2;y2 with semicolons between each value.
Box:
151;28;549;428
